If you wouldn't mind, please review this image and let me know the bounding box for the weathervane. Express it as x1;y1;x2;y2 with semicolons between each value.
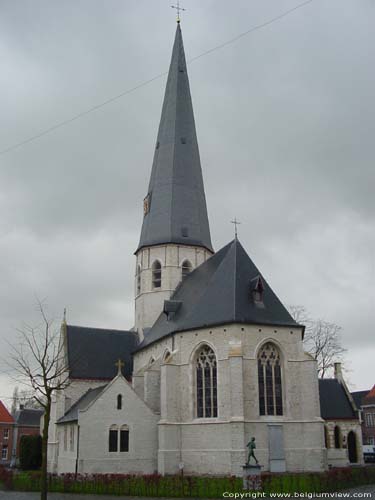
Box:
171;0;186;23
230;217;241;238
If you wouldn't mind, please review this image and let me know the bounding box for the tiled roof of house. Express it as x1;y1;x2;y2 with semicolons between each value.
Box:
15;408;44;427
0;400;14;424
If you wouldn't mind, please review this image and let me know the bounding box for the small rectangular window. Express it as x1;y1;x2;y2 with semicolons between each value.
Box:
120;430;129;452
1;446;8;461
109;430;118;452
3;429;9;440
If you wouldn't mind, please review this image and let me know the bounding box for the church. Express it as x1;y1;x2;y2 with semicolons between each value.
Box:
47;21;360;477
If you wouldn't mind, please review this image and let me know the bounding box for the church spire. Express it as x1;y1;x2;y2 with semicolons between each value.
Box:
136;23;213;254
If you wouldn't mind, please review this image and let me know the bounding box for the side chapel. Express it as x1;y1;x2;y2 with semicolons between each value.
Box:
48;21;360;477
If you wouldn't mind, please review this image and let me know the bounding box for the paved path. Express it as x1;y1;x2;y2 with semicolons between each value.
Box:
0;484;374;499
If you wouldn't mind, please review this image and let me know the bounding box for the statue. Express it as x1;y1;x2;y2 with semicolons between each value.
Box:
246;437;259;466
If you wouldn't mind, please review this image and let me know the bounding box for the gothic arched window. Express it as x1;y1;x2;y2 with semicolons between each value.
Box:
117;394;122;410
136;265;141;295
152;261;162;289
258;342;283;416
196;345;217;418
181;260;192;280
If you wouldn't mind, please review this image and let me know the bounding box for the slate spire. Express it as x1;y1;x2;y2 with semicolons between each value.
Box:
137;23;213;253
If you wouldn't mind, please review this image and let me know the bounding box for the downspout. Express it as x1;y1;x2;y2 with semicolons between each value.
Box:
75;425;80;477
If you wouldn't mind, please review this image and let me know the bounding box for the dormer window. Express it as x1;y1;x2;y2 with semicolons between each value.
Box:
251;276;265;307
152;261;162;289
181;260;192;279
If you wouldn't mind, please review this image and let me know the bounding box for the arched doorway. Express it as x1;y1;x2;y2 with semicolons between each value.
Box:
347;431;357;463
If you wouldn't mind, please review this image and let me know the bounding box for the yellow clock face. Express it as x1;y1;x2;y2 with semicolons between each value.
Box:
143;195;150;216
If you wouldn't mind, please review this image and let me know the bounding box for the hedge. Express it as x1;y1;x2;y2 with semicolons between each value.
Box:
19;435;42;471
0;466;372;497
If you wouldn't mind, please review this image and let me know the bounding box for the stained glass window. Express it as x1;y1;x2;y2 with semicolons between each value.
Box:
196;345;217;418
258;343;283;416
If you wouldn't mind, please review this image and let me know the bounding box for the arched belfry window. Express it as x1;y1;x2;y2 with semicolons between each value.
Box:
258;342;283;416
182;260;192;280
152;261;162;289
136;265;141;295
196;345;217;418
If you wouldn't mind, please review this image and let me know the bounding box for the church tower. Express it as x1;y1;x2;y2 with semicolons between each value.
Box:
135;22;213;339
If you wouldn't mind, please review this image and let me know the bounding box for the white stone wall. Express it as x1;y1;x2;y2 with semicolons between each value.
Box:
47;378;108;473
134;244;212;338
134;322;326;476
325;420;363;467
77;375;159;474
56;423;79;474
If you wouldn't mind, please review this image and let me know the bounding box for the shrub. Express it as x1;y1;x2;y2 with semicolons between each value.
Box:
8;466;375;497
19;435;42;471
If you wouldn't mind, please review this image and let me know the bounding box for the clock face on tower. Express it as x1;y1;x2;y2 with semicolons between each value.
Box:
143;193;151;216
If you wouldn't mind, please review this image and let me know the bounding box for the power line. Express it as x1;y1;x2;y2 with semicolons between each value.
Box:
0;0;316;156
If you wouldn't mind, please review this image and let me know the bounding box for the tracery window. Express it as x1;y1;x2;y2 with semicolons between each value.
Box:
196;345;217;418
152;261;162;289
181;260;192;279
136;265;141;295
258;342;283;416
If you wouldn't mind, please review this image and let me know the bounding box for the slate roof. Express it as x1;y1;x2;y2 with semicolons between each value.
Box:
137;238;298;350
66;325;139;380
351;390;370;409
137;23;213;253
319;379;357;419
0;400;14;424
57;386;106;424
15;408;44;427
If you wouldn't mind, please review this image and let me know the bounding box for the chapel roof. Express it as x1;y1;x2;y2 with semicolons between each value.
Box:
137;238;298;351
136;22;213;253
319;379;357;419
66;325;138;380
57;386;106;424
14;408;44;427
0;400;14;424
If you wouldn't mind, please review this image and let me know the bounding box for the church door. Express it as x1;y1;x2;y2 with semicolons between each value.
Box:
347;431;357;463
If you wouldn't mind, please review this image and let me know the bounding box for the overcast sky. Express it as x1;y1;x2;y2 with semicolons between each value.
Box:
1;0;374;407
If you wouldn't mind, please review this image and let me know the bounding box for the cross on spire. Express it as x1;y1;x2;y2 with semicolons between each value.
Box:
115;359;125;375
171;1;186;23
230;218;241;239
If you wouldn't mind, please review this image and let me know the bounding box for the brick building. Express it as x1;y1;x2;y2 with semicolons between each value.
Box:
352;385;375;447
0;400;14;466
11;407;43;466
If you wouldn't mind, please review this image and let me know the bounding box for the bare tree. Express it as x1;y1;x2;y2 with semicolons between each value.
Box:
289;305;347;378
8;301;69;500
11;386;44;414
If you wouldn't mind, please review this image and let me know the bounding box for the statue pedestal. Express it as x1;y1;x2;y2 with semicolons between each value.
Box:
242;464;262;490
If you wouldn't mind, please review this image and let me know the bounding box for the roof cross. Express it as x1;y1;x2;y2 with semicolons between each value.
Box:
230;217;241;238
115;358;125;375
171;1;186;23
